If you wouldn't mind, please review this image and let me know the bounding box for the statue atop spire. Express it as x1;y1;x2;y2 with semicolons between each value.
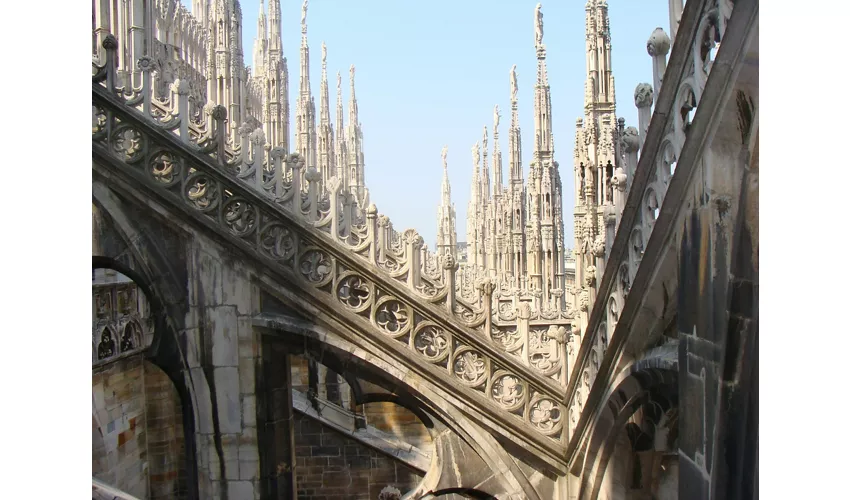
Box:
350;65;356;89
336;71;341;94
472;142;481;167
535;3;544;47
510;65;518;102
301;0;308;34
494;105;501;131
441;146;448;170
321;42;327;67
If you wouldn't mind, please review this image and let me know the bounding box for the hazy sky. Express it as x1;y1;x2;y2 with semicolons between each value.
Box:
187;1;670;248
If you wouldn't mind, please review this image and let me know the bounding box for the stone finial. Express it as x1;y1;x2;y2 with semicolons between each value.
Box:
102;34;118;50
547;325;568;343
377;486;401;500
250;128;266;145
478;277;495;296
288;152;305;167
634;83;654;108
622;126;640;153
603;205;617;226
403;229;423;248
367;203;378;216
585;265;597;285
210;105;228;121
171;78;190;95
305;166;321;183
270;146;287;159
647;28;671;57
238;122;254;137
579;288;590;311
442;253;458;271
326;175;341;193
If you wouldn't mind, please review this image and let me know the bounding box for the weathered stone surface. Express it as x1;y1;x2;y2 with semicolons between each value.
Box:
214;367;242;434
209;306;239;367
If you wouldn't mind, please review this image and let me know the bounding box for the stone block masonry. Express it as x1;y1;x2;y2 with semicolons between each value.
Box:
293;413;422;499
93;356;187;499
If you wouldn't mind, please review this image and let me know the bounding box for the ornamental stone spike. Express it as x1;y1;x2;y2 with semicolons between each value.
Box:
634;83;653;149
647;28;671;94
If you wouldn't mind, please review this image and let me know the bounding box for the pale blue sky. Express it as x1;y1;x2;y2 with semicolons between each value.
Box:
188;1;670;248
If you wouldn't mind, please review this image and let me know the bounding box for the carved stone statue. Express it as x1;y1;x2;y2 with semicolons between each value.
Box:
494;105;501;130
321;42;327;65
510;65;518;102
336;71;341;93
301;0;308;29
535;3;544;47
441;145;448;169
350;65;355;85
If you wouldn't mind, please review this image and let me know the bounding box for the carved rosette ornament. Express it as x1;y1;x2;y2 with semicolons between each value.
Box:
185;172;220;213
222;197;258;237
150;151;181;186
137;56;156;72
527;396;563;435
337;273;372;312
298;248;333;286
491;371;526;411
413;323;450;363
452;348;488;388
260;224;296;263
372;297;411;338
112;127;144;161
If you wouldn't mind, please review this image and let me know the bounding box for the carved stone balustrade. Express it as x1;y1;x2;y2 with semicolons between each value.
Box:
564;0;746;446
92;41;572;467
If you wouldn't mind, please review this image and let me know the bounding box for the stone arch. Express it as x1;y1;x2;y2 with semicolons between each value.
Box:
357;392;436;430
263;316;543;500
575;344;679;500
92;181;200;499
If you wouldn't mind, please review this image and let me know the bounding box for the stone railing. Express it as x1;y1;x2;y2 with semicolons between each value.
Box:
565;0;739;439
92;477;142;500
93;0;208;91
92;38;569;461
